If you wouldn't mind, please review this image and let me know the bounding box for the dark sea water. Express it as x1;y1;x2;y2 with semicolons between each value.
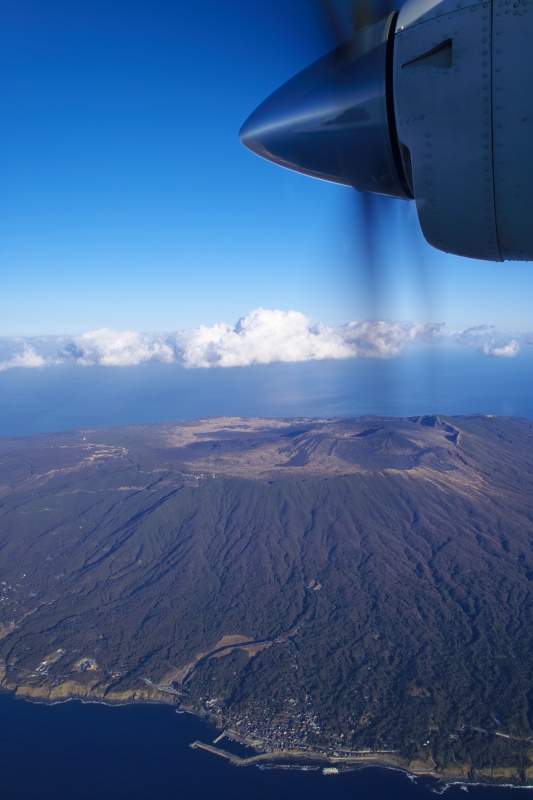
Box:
1;349;533;798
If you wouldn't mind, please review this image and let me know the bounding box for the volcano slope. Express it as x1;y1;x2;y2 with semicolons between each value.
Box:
1;415;533;780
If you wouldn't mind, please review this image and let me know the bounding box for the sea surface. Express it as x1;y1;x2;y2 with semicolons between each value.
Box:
1;348;533;799
1;346;533;438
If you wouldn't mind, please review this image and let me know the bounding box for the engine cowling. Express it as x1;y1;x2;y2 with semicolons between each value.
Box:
240;0;533;262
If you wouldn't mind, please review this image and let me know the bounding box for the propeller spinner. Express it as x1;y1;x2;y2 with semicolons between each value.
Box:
240;14;411;199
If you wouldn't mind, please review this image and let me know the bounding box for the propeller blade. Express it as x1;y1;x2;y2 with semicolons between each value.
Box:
317;0;402;44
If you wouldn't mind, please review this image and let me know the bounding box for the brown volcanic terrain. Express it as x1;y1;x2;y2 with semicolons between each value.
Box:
1;414;533;781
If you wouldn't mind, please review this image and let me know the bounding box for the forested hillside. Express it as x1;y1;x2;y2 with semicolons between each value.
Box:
1;415;533;779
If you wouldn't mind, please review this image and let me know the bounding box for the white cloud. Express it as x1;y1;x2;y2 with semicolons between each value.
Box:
173;309;356;368
61;328;175;367
337;320;442;358
0;344;48;372
0;309;442;371
456;326;521;358
481;338;520;358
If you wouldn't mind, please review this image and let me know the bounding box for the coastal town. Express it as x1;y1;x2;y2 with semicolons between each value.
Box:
187;694;400;771
181;688;400;769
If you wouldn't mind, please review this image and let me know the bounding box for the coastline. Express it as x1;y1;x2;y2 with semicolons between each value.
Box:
2;674;532;790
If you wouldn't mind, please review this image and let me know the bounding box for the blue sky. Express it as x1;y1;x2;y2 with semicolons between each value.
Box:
2;0;532;346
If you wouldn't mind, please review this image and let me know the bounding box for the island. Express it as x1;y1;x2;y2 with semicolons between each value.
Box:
1;414;533;785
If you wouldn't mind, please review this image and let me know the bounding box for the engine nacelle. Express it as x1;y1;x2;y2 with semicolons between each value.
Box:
240;0;533;261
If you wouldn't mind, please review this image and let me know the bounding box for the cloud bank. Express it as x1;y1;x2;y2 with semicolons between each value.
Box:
0;308;522;372
63;310;442;368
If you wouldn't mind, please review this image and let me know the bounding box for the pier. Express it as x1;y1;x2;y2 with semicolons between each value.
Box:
190;741;246;765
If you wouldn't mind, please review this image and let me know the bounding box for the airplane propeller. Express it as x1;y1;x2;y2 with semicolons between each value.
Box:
240;0;533;263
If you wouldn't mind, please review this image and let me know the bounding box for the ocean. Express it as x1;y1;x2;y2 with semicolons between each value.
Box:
1;349;533;798
1;347;533;439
